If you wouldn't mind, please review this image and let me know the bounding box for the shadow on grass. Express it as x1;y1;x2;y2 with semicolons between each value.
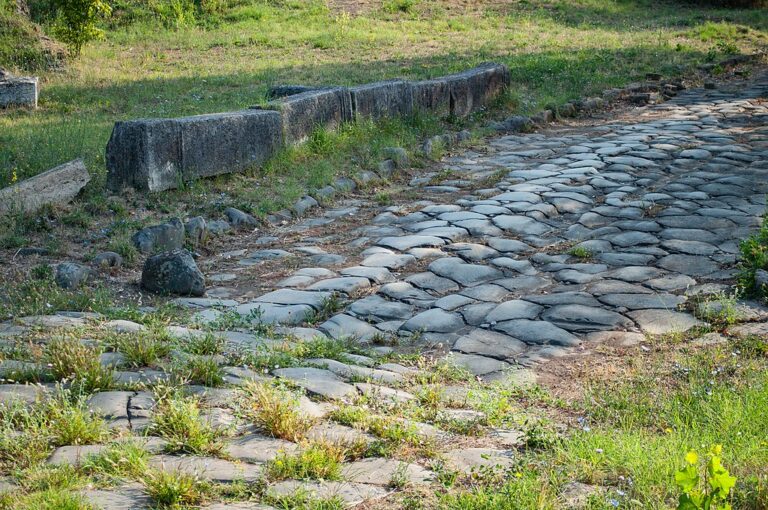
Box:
494;0;768;32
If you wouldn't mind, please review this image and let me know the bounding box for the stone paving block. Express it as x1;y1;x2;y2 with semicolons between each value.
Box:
319;314;380;342
225;433;299;464
80;485;153;510
446;352;511;376
267;480;389;508
627;309;704;335
443;447;515;473
341;457;435;486
0;159;90;215
452;328;527;359
273;367;357;399
148;455;261;482
306;358;404;385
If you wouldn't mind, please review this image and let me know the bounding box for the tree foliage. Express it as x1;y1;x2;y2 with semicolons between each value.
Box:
52;0;110;56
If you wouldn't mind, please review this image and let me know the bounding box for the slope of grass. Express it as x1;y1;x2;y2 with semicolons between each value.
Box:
0;0;57;70
1;0;766;188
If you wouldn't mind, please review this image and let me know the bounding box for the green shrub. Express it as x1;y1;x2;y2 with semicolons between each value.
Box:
738;215;768;299
51;0;111;56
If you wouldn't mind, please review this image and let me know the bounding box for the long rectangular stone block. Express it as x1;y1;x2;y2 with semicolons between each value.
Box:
413;78;450;116
0;159;90;214
265;87;353;145
443;63;510;117
106;110;282;192
350;80;413;120
0;76;38;108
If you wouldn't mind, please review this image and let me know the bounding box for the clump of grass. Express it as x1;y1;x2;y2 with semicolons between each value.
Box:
738;214;768;299
106;236;138;266
106;330;172;367
149;387;222;455
142;469;210;507
265;492;345;510
568;245;593;259
44;335;114;393
0;404;51;471
305;293;345;325
693;292;742;329
413;358;474;385
44;394;109;447
1;277;114;322
266;441;346;481
16;464;86;493
329;404;434;458
239;382;314;442
182;332;225;356
11;489;93;510
82;440;150;480
173;356;225;387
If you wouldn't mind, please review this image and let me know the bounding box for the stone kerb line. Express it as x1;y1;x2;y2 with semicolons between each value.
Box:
105;63;511;193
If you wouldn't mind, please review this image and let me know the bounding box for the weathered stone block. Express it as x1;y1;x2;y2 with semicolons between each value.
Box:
413;78;450;116
350;80;413;120
0;76;38;108
266;87;353;145
443;63;510;117
106;110;282;192
0;159;90;215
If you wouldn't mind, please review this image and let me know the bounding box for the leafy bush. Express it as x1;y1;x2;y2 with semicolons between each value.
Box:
51;0;111;55
738;215;768;299
675;445;736;510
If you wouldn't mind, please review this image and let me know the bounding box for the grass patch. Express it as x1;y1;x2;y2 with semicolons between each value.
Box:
142;469;210;507
266;441;346;481
149;387;222;455
738;214;768;300
3;0;767;256
44;334;114;393
239;381;315;442
106;329;172;367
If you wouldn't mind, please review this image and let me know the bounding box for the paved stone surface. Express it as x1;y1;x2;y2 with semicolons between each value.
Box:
2;75;767;509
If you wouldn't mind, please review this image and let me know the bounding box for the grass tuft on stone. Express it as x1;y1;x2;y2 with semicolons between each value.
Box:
149;386;222;456
239;381;315;442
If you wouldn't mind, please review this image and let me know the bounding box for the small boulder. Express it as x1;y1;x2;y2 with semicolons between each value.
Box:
92;252;123;270
558;103;577;118
141;250;205;296
185;216;207;246
55;263;91;290
377;159;396;179
224;208;258;229
132;218;185;255
492;115;533;133
756;269;768;290
207;220;231;236
382;147;409;168
456;129;472;142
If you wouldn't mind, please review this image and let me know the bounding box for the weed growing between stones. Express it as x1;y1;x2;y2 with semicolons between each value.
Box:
738;214;768;300
568;245;594;260
305;293;345;325
105;329;172;368
142;469;210;507
149;386;223;456
81;440;150;481
239;381;315;442
266;440;346;481
44;335;114;393
172;355;226;387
